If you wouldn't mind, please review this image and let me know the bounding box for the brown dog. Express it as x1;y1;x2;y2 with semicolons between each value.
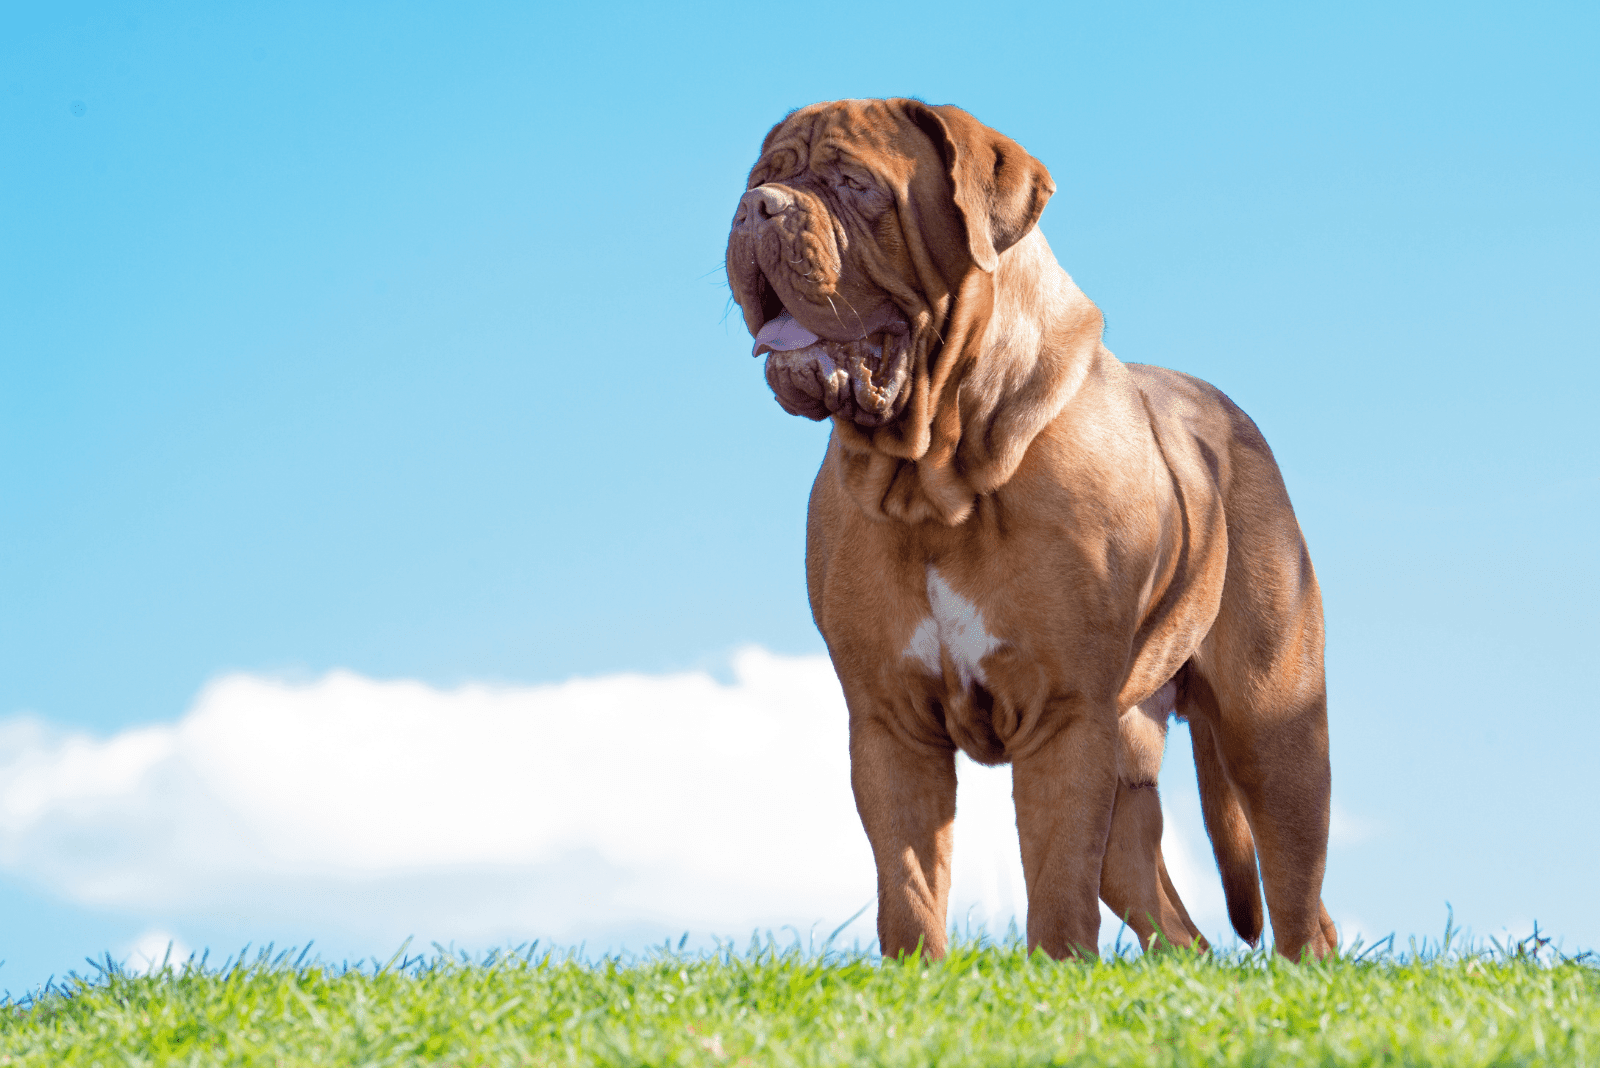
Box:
726;99;1336;961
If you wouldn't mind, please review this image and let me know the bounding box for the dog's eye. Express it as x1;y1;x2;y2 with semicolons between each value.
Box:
836;173;871;193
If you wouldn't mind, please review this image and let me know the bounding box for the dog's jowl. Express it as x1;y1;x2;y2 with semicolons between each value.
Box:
727;99;1336;962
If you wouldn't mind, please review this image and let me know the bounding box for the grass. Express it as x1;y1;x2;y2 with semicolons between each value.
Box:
0;931;1596;1066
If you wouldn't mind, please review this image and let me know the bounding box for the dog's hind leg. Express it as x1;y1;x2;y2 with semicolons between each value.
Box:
1156;853;1204;945
1100;783;1208;952
1197;659;1334;961
1098;683;1207;952
1182;674;1266;946
1193;519;1336;960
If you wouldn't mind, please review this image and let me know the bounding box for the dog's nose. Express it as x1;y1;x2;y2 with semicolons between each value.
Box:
733;185;795;229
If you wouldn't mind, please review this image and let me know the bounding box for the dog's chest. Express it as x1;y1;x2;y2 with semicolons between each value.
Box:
902;567;1003;690
896;563;1030;762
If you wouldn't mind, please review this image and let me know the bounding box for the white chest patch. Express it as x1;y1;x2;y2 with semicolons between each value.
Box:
903;568;1003;687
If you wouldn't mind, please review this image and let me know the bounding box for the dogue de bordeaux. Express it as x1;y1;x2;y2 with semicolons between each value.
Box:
725;98;1336;961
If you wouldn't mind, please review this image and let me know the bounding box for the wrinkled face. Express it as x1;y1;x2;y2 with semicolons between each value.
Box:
726;104;919;426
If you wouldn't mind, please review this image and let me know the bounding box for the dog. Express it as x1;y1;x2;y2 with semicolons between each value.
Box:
726;99;1336;961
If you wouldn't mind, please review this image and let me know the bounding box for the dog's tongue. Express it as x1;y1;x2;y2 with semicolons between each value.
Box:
753;311;820;357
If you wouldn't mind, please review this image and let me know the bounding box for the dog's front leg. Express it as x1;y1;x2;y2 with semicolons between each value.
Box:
849;714;957;960
1011;707;1119;959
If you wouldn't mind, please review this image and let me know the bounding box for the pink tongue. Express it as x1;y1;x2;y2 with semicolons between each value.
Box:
753;311;820;356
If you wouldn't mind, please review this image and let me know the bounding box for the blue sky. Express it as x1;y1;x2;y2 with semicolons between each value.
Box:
2;0;1596;992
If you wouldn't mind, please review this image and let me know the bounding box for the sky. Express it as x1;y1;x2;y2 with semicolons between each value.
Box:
1;0;1596;994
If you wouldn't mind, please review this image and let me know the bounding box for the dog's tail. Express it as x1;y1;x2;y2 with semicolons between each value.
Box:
1182;669;1265;946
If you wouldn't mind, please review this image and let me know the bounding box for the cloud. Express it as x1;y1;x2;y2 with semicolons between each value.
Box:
1329;802;1378;847
0;649;1228;953
123;929;193;974
1155;799;1228;937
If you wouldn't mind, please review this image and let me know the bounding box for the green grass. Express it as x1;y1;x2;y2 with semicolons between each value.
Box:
1;935;1596;1066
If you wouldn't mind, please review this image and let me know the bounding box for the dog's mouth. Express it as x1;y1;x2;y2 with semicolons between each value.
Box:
755;273;787;336
751;284;913;427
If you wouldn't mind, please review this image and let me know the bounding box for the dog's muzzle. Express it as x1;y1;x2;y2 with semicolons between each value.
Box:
755;310;912;426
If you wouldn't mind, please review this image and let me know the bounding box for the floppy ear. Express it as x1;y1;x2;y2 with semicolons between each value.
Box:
905;102;1055;272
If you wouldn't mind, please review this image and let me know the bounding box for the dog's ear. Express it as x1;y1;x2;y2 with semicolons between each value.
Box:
905;102;1055;272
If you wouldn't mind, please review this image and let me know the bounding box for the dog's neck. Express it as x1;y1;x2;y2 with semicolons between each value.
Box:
832;228;1107;526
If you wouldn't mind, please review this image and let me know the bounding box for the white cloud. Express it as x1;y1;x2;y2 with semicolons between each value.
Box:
1156;798;1229;939
1329;801;1378;846
946;756;1028;938
0;649;1231;954
123;929;192;974
1335;914;1379;953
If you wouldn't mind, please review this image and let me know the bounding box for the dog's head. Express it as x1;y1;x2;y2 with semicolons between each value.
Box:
727;100;1083;524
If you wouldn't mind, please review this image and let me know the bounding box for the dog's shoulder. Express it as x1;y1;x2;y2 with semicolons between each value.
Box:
1123;363;1271;453
1121;363;1285;502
